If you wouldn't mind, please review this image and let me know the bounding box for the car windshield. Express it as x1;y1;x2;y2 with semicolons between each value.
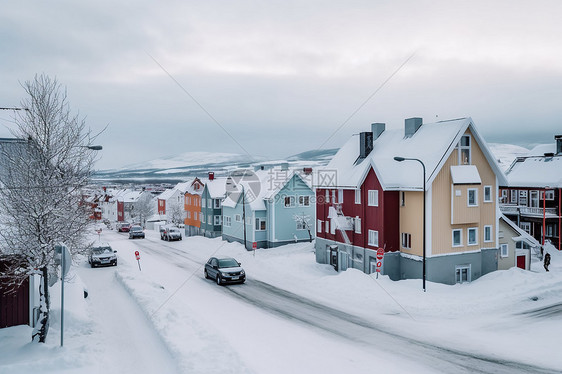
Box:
170;228;179;233
218;258;239;268
92;247;112;255
131;226;142;231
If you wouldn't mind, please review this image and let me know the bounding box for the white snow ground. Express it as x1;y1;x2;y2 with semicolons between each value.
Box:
1;229;561;373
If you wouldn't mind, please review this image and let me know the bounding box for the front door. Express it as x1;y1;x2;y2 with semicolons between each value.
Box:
517;255;526;270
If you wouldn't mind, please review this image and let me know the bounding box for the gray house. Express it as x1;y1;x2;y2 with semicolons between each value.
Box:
200;174;227;238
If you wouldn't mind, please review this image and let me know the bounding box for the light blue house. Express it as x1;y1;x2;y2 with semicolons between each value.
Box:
222;168;315;249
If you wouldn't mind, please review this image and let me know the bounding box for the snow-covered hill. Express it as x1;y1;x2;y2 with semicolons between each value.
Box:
487;143;529;172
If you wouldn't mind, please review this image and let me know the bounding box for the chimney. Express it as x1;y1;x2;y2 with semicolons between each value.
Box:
208;172;215;181
371;123;385;141
281;162;289;170
359;131;374;158
556;135;562;155
303;167;312;175
405;117;423;138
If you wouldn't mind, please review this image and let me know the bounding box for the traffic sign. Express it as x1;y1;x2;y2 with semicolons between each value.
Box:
135;251;140;260
252;242;257;250
376;248;384;260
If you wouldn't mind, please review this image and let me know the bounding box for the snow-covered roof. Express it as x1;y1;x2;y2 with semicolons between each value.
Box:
157;188;178;201
500;213;541;248
526;144;555;157
450;165;481;185
505;145;562;188
206;177;228;199
318;117;506;190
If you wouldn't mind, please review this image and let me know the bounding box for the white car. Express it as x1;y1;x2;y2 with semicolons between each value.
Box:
161;227;182;241
88;245;117;267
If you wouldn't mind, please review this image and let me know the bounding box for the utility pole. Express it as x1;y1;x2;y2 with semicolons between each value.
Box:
242;185;247;250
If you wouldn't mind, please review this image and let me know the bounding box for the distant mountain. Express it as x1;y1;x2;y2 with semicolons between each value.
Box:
93;149;337;184
92;144;528;185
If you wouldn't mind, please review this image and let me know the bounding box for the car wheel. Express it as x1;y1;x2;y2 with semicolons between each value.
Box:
216;274;222;285
204;269;209;279
91;262;95;268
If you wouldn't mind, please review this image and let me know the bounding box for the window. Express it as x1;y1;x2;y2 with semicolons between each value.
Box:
223;216;231;227
520;222;531;234
546;224;556;237
325;190;330;203
401;233;411;249
214;215;221;225
467;188;478;207
187;211;191;219
452;229;462;247
500;244;508;258
368;190;379;206
368;230;379;247
214;199;221;209
296;221;306;230
355;189;361;204
284;196;295;208
458;135;471;165
530;191;539;208
510;190;518;203
202;198;206;207
519;190;528;206
544;190;555;200
500;189;508;203
235;214;241;222
317;220;322;233
338;189;344;203
400;191;405;207
484;186;492;202
467;227;478;246
201;214;205;223
330;219;335;235
208;215;212;224
256;218;266;231
355;217;361;234
332;190;336;204
325;220;329;233
484;225;493;242
207;199;212;208
298;195;310;207
455;265;471;283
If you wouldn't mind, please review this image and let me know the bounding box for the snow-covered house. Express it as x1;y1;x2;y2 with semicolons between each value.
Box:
200;173;227;238
498;213;541;271
184;178;205;236
157;182;189;223
222;167;315;249
499;135;562;250
316;117;507;285
100;189;153;223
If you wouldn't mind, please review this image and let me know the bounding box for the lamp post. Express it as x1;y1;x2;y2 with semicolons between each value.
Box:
394;156;426;292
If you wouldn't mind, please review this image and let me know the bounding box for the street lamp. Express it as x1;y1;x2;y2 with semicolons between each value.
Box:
81;145;103;151
394;156;426;292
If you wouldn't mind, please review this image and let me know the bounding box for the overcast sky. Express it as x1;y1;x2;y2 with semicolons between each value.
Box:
1;1;561;170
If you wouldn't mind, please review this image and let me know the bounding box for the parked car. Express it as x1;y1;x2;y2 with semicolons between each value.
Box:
88;245;117;267
204;257;245;285
128;225;145;239
161;227;182;241
117;223;131;232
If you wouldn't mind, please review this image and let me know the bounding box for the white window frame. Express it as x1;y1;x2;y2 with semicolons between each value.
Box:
355;189;361;204
207;199;212;208
530;190;539;208
330;219;335;235
284;196;296;208
338;189;344;204
401;233;411;249
467;227;478;246
202;198;206;207
255;218;266;231
332;190;337;204
187;211;191;219
223;215;231;227
325;220;329;233
298;195;310;207
235;214;241;222
455;265;471;283
483;186;492;203
355;217;361;234
467;188;478;207
520;222;531;234
484;225;493;242
452;229;463;247
208;215;212;224
214;215;221;225
519;190;528;206
500;244;508;258
458;134;471;165
325;189;330;203
368;190;379;207
201;214;205;223
544;190;555;200
296;221;306;230
368;230;379;247
214;199;221;209
510;190;517;203
317;220;322;233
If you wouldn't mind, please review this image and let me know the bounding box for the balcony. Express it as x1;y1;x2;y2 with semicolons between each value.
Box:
500;205;559;218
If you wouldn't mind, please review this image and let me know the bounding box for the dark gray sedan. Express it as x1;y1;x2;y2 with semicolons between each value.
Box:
204;257;245;285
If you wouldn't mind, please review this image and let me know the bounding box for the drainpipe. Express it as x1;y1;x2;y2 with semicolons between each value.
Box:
543;188;547;246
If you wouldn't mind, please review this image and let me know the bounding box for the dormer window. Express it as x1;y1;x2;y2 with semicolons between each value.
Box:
458;135;471;165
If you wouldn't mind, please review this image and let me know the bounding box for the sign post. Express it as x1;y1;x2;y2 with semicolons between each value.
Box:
95;228;102;242
135;250;141;271
55;243;71;347
375;248;384;278
252;242;257;257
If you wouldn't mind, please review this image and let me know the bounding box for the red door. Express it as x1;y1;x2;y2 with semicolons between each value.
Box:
516;255;526;270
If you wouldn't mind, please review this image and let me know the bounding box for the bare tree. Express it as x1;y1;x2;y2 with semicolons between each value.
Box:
0;74;99;343
167;199;185;226
132;192;154;228
293;212;313;242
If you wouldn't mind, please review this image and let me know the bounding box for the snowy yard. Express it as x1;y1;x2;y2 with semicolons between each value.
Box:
1;228;561;373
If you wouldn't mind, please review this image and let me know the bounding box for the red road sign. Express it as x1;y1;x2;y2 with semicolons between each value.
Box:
252;242;257;250
135;250;140;260
376;248;384;260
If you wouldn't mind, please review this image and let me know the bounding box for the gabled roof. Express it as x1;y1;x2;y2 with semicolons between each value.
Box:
157;188;179;201
500;213;541;248
205;177;228;199
318;117;506;190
